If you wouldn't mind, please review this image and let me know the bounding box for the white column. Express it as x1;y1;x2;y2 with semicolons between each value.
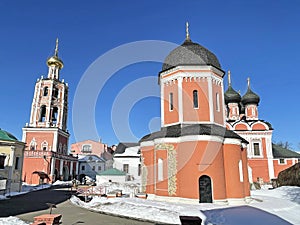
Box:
50;158;55;176
75;161;79;178
160;81;164;127
177;77;183;123
60;159;64;175
207;75;214;122
70;161;73;176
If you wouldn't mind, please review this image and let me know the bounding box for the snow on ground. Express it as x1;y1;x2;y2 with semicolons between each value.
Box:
1;182;300;225
0;216;30;225
70;185;300;225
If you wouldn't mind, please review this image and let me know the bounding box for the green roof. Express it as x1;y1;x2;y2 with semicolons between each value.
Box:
98;168;126;176
272;144;300;158
0;128;18;141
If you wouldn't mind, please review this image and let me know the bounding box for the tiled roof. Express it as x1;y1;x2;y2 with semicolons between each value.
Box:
272;144;300;158
97;168;126;176
162;39;221;72
140;123;248;143
0;128;18;141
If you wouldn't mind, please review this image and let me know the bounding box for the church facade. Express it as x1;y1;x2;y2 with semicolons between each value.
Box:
140;24;251;204
225;72;300;183
22;39;78;185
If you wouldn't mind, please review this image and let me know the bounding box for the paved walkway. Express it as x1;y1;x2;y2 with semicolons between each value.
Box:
0;186;156;225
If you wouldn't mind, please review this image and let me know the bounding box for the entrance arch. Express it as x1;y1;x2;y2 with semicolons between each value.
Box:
199;175;212;203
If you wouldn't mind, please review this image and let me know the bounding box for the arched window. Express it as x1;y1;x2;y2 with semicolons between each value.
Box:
30;138;37;150
39;105;47;122
52;88;59;98
41;141;48;151
52;107;58;124
169;93;173;111
193;90;198;108
43;87;48;96
158;158;163;181
216;93;220;112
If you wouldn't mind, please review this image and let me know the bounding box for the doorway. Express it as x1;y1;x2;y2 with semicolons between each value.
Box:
199;175;212;203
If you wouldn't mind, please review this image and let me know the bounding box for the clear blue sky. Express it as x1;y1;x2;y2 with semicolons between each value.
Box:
0;1;299;150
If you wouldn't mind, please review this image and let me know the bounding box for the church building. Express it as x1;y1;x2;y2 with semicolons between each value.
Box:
22;39;78;184
225;72;300;183
140;24;251;204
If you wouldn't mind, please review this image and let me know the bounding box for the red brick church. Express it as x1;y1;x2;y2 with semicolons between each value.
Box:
140;24;251;204
22;39;78;184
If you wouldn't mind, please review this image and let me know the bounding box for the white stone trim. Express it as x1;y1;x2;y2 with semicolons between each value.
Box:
208;76;214;123
160;82;164;127
177;77;183;123
267;158;275;179
223;138;242;145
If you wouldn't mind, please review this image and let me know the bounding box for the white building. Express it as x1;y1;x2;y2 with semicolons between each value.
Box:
113;143;141;183
78;154;106;181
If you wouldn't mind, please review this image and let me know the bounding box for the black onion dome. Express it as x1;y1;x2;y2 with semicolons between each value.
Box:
162;39;221;71
241;87;260;105
224;86;241;104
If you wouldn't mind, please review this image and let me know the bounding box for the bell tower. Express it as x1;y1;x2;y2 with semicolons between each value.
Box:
22;39;77;185
29;38;68;131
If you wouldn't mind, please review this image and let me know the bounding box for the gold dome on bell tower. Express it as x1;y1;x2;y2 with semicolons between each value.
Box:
46;38;64;69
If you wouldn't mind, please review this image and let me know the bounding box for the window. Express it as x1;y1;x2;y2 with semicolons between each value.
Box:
92;166;95;171
0;155;5;169
81;165;85;171
253;143;261;156
123;164;129;173
43;87;48;96
39;105;47;122
82;144;92;153
98;166;101;171
169;93;173;111
52;88;59;98
279;158;285;164
193;90;198;108
15;157;20;170
30;139;37;150
216;93;220;112
41;141;48;151
238;160;243;182
52;107;58;124
138;164;141;176
158;158;163;181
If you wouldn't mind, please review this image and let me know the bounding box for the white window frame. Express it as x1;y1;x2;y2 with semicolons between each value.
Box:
216;93;220;112
278;158;286;165
252;141;263;158
169;93;174;111
158;158;163;181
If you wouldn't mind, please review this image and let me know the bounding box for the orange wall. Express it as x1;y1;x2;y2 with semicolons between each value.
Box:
212;82;224;125
248;159;270;182
23;157;50;184
164;81;179;125
182;80;210;122
273;159;296;178
25;132;54;150
223;144;247;198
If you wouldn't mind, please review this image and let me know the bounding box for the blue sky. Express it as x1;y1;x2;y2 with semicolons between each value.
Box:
0;1;299;150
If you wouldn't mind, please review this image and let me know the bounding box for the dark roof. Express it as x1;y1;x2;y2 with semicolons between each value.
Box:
224;85;241;104
0;128;18;141
140;123;248;143
272;144;300;158
241;87;260;105
161;39;221;72
114;142;139;154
